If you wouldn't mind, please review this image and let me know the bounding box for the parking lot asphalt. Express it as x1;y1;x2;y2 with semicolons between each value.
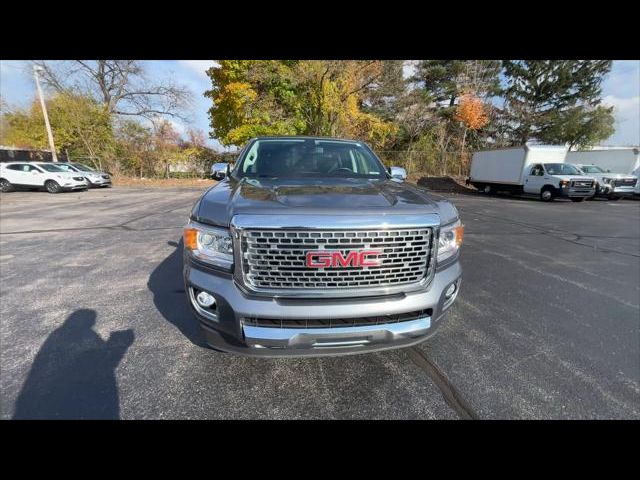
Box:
1;186;638;419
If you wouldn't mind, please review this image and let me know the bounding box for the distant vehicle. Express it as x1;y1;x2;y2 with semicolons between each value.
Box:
55;162;112;188
468;145;595;202
575;164;637;200
567;147;640;196
0;162;88;193
210;162;230;180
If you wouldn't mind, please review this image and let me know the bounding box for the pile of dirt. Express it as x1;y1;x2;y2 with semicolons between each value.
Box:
415;176;476;194
112;176;217;188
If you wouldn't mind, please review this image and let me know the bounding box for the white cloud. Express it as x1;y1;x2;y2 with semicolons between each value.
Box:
177;60;218;79
602;94;640;146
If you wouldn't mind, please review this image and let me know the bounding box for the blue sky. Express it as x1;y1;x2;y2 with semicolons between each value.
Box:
1;60;638;148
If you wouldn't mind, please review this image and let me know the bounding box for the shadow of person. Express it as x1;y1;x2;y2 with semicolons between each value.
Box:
12;309;134;419
147;239;206;347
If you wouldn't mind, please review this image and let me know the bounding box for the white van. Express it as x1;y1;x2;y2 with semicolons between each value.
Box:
468;144;596;202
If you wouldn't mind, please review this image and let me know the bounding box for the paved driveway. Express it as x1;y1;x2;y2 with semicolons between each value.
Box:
1;187;638;418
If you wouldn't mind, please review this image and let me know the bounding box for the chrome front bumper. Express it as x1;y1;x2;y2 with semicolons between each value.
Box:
185;257;461;357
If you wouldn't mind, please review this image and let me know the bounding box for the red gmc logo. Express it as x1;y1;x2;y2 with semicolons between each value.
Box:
305;250;382;268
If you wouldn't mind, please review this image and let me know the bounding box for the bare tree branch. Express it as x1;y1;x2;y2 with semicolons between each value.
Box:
31;60;193;121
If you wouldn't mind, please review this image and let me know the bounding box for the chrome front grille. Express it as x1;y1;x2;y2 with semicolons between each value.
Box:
238;227;433;290
571;180;594;188
613;178;637;187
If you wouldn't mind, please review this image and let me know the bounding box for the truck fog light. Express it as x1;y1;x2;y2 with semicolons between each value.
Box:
445;283;457;299
196;291;216;308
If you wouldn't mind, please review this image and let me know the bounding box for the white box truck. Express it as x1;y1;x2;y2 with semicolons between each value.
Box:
467;144;596;202
567;147;640;195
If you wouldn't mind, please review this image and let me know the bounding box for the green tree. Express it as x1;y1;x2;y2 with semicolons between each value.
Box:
2;93;115;169
413;60;502;107
502;60;614;145
205;60;397;148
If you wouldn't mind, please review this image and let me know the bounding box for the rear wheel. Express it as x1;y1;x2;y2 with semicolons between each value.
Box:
540;187;555;202
45;180;61;194
570;197;585;202
483;185;492;194
0;178;14;192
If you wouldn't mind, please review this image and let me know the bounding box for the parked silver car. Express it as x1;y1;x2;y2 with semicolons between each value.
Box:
575;164;637;200
55;162;112;188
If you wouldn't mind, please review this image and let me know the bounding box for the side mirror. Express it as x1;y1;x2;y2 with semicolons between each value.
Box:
389;166;407;181
211;162;228;180
606;169;611;173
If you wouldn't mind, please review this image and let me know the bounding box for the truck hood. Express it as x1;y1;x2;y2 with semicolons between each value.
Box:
551;175;595;182
194;177;459;227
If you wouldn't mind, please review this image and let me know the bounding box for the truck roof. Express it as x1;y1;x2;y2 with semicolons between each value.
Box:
251;135;364;143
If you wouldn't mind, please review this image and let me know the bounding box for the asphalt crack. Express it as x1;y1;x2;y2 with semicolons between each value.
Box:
407;346;478;420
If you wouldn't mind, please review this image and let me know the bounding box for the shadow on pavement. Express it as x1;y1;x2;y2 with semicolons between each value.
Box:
12;309;134;419
148;239;206;347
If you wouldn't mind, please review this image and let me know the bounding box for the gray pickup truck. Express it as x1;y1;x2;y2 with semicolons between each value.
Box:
183;136;463;357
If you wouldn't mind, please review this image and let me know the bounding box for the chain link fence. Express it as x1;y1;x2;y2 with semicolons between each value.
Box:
377;150;471;178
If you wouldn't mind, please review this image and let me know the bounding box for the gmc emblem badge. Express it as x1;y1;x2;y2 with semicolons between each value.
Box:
305;250;382;268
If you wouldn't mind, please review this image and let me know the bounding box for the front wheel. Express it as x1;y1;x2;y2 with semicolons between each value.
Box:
0;178;14;192
45;180;61;194
570;197;585;202
540;188;555;202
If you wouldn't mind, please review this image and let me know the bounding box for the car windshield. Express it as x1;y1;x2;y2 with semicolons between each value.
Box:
235;139;386;179
580;165;605;174
544;163;582;176
36;163;66;172
72;163;95;172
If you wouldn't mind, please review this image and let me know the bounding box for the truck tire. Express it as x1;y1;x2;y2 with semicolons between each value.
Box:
0;178;14;192
540;187;555;202
45;180;61;194
483;185;492;194
608;194;621;201
570;197;585;202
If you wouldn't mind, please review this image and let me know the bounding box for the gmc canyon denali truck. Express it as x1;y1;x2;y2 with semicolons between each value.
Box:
183;136;463;357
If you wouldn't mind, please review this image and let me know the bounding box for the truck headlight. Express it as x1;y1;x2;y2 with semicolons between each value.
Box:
437;219;464;264
184;222;233;270
602;177;612;184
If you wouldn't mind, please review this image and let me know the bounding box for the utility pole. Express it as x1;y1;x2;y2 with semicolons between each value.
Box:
33;65;58;162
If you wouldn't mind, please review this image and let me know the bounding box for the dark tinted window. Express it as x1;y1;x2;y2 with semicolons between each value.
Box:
237;139;385;178
6;164;28;171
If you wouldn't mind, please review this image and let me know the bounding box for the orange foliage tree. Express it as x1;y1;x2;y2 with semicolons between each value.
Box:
455;92;489;173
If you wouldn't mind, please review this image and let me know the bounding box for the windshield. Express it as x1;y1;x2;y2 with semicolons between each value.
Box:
71;163;96;172
544;163;583;176
36;163;66;172
55;164;79;172
579;165;605;174
235;139;386;179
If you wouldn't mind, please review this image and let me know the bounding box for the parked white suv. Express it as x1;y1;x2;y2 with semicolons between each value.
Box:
0;162;88;193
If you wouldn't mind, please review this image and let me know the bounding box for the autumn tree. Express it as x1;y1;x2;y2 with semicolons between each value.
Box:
205;60;397;148
455;92;489;171
1;93;115;169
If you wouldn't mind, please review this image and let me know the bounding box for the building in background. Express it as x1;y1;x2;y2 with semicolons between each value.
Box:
0;146;68;163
